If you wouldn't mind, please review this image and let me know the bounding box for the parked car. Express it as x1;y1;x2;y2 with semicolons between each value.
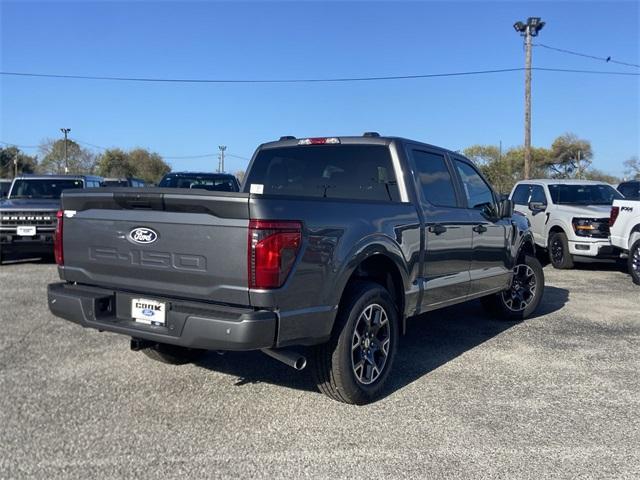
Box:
617;180;640;200
0;174;102;262
47;134;544;404
158;172;240;192
510;179;624;269
610;199;640;284
0;179;11;199
101;177;146;187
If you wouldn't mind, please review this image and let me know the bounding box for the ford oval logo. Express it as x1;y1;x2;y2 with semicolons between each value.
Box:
129;227;158;244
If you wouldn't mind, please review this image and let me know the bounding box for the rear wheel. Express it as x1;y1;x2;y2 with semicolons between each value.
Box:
141;343;206;365
311;281;399;404
481;255;544;321
629;239;640;285
549;231;574;269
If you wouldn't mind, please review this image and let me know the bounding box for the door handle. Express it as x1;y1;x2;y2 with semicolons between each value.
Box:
428;224;447;235
473;224;488;234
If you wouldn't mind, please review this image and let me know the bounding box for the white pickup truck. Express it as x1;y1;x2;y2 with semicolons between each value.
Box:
509;179;624;269
610;199;640;284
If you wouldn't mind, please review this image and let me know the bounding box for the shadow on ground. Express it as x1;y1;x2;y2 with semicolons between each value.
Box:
194;285;570;400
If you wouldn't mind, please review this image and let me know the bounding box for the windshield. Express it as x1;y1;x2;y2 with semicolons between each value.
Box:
548;184;623;205
9;179;84;199
159;174;238;192
102;179;130;187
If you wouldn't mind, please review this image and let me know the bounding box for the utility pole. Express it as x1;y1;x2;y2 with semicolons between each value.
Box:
218;145;226;173
60;128;71;174
14;153;18;178
514;17;545;180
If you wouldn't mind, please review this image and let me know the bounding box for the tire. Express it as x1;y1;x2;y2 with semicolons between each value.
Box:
481;255;545;321
629;239;640;285
311;281;399;405
548;231;574;269
141;343;206;365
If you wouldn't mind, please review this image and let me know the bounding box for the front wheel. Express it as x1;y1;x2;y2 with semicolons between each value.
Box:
311;281;399;404
549;232;574;269
629;240;640;285
481;255;545;321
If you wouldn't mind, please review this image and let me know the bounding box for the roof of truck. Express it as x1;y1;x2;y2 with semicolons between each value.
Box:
515;179;613;186
259;135;463;157
13;174;103;180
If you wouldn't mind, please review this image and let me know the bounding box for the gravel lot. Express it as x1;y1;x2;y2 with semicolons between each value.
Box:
0;257;639;479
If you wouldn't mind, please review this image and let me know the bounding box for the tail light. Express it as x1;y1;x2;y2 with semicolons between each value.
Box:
248;220;302;289
609;206;620;227
297;137;340;145
54;210;64;265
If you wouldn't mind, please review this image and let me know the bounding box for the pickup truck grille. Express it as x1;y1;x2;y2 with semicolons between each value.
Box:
0;211;58;230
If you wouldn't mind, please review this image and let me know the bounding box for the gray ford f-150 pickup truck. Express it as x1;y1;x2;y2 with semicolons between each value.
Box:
48;134;544;404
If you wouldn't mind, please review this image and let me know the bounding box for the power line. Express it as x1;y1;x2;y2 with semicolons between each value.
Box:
534;43;640;69
0;140;39;149
0;67;638;85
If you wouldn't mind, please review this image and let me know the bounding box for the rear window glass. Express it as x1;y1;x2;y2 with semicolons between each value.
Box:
159;174;238;192
243;145;400;201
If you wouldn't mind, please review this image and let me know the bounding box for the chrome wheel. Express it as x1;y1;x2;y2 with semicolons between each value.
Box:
502;264;537;312
351;304;391;385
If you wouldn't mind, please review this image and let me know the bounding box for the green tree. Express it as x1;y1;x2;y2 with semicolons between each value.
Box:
582;169;620;184
623;156;640;180
96;148;136;178
38;139;97;174
546;133;593;179
0;146;38;178
128;148;170;184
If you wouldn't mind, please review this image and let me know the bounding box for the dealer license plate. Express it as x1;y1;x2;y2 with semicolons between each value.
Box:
131;298;166;326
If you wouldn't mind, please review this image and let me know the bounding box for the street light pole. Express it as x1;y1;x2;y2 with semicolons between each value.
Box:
60;128;71;174
218;145;227;173
514;17;545;180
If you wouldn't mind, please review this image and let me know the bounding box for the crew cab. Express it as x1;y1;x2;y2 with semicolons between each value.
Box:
510;179;624;269
47;134;544;404
0;174;102;262
610;199;640;284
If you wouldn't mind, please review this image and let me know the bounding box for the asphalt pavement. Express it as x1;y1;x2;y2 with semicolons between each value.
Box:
0;258;638;479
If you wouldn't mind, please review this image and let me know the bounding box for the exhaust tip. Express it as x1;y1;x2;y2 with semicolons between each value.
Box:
294;357;307;371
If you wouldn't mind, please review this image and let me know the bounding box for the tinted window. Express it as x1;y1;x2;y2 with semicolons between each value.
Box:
243;145;400;201
159;174;239;192
548;184;623;205
512;184;530;204
618;182;639;199
454;160;497;216
102;179;129;187
411;150;457;207
9;179;84;199
530;185;546;203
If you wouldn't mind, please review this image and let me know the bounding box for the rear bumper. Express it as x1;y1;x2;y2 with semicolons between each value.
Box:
47;282;277;351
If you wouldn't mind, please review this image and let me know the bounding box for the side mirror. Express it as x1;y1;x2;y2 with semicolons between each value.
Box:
499;198;514;219
528;201;547;212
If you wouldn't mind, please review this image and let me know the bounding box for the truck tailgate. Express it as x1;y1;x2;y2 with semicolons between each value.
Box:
60;189;250;305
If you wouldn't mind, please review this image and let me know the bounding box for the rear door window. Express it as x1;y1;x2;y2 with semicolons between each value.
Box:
244;145;400;201
411;150;458;207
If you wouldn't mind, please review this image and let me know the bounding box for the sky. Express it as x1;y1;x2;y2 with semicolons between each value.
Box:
1;0;638;177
